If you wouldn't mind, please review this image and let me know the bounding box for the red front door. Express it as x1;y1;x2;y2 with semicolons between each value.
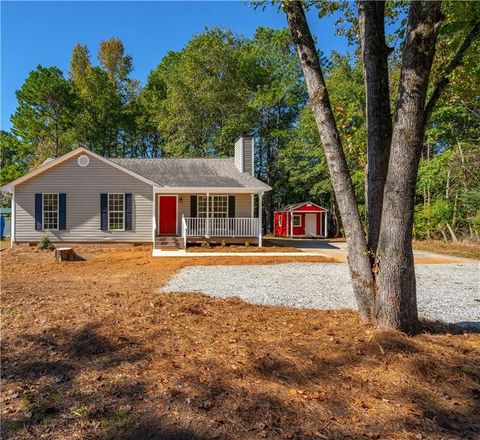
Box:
159;196;177;235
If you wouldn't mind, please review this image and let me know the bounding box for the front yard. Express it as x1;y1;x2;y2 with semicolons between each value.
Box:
1;247;479;439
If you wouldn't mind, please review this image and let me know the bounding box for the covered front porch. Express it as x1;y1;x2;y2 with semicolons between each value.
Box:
153;190;264;250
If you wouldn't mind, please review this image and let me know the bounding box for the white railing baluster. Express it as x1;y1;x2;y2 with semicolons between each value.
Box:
184;217;259;237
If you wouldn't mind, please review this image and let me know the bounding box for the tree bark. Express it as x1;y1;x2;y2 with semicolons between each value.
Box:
54;247;79;262
376;1;443;333
284;0;376;321
358;0;392;256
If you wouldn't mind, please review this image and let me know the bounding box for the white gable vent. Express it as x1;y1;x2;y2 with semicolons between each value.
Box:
77;155;90;167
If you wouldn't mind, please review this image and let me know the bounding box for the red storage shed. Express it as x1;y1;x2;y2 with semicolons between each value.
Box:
274;202;327;238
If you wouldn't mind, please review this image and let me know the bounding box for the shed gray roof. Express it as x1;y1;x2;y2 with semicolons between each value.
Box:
110;157;270;190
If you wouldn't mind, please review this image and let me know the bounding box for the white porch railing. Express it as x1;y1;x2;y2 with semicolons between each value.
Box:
183;216;259;237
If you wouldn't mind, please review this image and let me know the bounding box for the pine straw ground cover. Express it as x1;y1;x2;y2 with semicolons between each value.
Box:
413;240;480;260
1;247;479;440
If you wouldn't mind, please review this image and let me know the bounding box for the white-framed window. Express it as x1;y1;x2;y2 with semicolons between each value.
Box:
211;195;228;218
197;195;228;218
43;193;58;230
108;193;125;231
278;215;283;227
293;215;302;227
198;196;208;218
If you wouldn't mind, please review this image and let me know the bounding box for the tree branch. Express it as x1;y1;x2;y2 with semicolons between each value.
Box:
424;20;480;124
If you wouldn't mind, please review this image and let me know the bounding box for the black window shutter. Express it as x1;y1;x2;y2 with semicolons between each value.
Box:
190;195;197;217
35;193;42;230
125;193;133;230
59;193;67;230
228;196;235;218
100;193;108;230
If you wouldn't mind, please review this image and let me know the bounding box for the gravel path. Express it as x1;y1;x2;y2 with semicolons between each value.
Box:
163;263;480;324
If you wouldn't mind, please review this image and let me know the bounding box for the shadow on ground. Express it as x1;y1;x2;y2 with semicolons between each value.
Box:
2;315;480;440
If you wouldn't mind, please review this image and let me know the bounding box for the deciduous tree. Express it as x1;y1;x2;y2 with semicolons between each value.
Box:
283;0;479;332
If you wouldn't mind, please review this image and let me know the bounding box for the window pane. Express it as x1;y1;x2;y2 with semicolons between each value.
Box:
108;194;124;230
43;194;58;229
211;196;227;218
195;196;228;218
197;196;207;218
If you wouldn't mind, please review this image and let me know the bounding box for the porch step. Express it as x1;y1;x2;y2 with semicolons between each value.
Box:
155;236;185;250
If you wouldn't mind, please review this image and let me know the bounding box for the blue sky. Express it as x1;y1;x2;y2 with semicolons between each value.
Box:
1;1;350;131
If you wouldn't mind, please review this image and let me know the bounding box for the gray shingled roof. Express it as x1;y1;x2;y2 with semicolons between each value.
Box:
110;157;270;190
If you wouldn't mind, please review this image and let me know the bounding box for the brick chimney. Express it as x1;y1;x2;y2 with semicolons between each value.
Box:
234;133;254;175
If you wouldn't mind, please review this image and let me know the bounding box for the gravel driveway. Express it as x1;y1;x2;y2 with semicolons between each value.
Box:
163;263;480;325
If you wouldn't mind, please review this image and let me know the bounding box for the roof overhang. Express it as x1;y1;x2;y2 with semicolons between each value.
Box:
153;186;270;194
0;147;159;192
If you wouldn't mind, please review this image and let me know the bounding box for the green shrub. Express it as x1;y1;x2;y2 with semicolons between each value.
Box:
37;234;52;250
221;239;226;247
244;241;250;248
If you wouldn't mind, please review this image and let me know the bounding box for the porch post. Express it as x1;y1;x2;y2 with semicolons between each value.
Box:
10;190;15;248
258;192;263;247
324;211;328;238
206;192;210;237
151;188;156;244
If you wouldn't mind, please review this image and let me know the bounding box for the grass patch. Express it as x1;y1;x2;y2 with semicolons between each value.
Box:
72;406;88;417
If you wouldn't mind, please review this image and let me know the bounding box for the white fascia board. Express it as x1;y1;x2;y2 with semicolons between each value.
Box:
153;186;270;194
288;202;327;212
0;147;158;192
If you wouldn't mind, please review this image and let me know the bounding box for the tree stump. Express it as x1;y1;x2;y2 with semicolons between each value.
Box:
54;248;77;262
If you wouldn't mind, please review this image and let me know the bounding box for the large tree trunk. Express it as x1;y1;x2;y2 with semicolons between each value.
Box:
284;0;375;321
376;1;443;333
358;1;392;255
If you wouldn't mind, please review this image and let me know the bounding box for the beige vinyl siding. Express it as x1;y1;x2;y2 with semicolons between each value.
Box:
15;153;153;243
235;194;253;217
177;194;190;232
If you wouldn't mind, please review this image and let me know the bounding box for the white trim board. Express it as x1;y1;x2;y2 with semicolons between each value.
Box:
153;187;269;194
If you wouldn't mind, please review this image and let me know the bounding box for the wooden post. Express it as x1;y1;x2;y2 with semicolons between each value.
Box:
152;189;156;244
258;192;263;247
10;190;15;248
324;211;328;238
291;211;294;237
206;192;210;237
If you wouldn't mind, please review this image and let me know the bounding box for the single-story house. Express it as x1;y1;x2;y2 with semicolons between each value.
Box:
1;134;271;252
274;202;327;238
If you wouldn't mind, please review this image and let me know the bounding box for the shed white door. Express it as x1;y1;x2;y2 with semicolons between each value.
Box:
305;214;317;237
